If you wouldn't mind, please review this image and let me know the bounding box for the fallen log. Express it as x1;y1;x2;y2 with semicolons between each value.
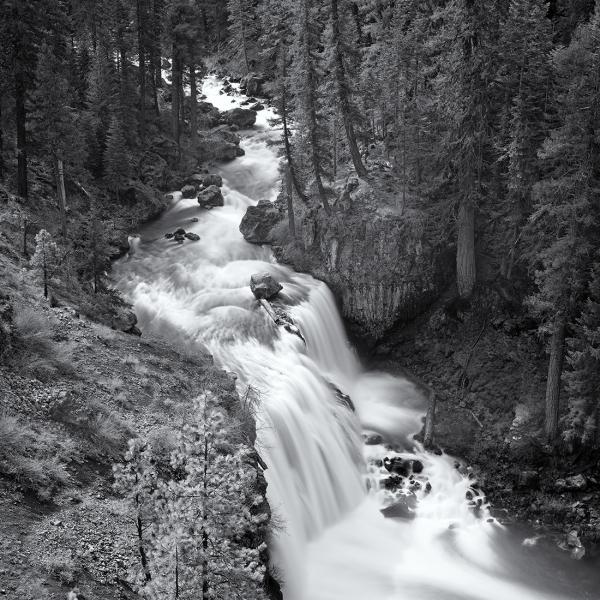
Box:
258;298;305;343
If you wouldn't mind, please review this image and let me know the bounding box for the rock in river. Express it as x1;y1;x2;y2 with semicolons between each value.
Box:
181;184;196;199
250;273;283;300
198;185;224;209
239;199;282;244
224;107;257;129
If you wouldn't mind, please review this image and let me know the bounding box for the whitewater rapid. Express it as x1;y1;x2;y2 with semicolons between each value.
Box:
113;76;598;600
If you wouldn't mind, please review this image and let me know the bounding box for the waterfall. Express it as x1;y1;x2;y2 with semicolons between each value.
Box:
113;76;593;600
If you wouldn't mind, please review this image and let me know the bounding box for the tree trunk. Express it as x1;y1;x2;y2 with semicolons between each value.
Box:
456;197;476;298
285;165;296;239
190;64;198;148
171;44;181;159
423;387;436;449
202;437;209;600
0;97;4;180
175;545;179;598
137;0;146;138
55;158;68;239
280;50;308;205
43;262;48;299
15;69;28;198
301;0;330;214
330;0;367;178
545;313;566;444
136;503;152;582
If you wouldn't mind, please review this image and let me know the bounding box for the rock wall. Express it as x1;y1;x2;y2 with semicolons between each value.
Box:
271;181;453;341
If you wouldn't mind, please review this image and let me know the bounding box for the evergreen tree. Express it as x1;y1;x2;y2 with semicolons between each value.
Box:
30;42;82;239
116;393;268;600
227;0;258;75
526;5;600;443
104;115;131;201
498;0;553;278
291;0;333;214
30;229;61;298
434;0;501;298
328;0;367;177
564;262;600;451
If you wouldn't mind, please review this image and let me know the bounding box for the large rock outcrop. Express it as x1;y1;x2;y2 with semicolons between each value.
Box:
239;199;283;244
224;107;257;129
272;180;452;341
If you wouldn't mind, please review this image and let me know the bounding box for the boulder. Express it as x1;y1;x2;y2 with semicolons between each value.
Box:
185;232;200;241
363;432;383;445
555;474;587;492
198;185;224;209
559;530;586;560
380;494;417;519
240;73;264;97
111;309;141;336
250;102;265;111
181;185;197;199
382;475;403;491
201;173;223;187
224;107;257;129
196;136;241;162
383;456;409;477
250;273;283;300
411;459;424;474
239;199;283;244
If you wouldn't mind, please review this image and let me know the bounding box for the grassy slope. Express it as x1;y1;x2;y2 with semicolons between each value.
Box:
0;190;241;600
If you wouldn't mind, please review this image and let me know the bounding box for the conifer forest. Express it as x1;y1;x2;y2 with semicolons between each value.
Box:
1;1;600;599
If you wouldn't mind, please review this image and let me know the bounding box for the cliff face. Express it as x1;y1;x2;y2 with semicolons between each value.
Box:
269;180;452;341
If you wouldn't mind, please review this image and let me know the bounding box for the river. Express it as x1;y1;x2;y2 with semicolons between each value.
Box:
113;76;599;600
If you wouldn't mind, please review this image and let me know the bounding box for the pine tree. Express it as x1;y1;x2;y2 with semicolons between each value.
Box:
526;5;600;444
328;0;367;177
563;263;600;451
227;0;258;74
104;115;131;201
434;0;501;298
75;203;111;293
498;0;553;278
30;229;61;298
30;42;82;239
84;48;118;178
292;0;332;214
258;0;309;205
119;393;268;600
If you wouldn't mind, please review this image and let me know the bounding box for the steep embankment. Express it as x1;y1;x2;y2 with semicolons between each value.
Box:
0;94;274;598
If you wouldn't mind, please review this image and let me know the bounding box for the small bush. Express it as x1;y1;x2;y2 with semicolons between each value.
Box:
0;413;75;499
41;549;79;585
13;306;75;380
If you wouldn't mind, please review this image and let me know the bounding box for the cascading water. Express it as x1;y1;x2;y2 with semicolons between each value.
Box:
114;76;599;600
